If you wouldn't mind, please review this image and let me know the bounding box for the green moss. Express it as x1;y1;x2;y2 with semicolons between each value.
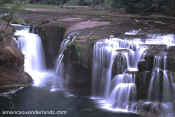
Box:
75;37;81;40
89;36;99;40
89;35;103;43
67;41;73;48
11;16;26;25
74;44;82;58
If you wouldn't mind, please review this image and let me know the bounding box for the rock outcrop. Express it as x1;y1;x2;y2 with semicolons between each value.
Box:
35;24;65;69
0;25;32;92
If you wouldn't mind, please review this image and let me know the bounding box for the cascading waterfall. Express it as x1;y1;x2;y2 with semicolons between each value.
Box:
109;73;136;110
148;56;162;101
148;56;174;102
148;56;175;116
92;37;146;112
56;35;73;74
56;33;78;88
14;25;62;91
92;32;175;114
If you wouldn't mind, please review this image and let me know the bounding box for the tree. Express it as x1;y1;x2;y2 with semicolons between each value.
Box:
0;0;11;5
0;0;24;26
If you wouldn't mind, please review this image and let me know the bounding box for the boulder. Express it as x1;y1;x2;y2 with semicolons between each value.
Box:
0;25;32;92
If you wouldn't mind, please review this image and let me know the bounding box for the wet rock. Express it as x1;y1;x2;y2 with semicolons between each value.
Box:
167;46;175;72
0;25;32;92
0;46;32;91
137;101;173;117
73;39;94;69
0;46;24;71
138;44;168;72
112;54;127;76
167;57;175;72
145;45;167;56
136;71;152;100
0;70;32;91
138;57;154;72
35;24;66;69
63;45;91;96
137;101;162;117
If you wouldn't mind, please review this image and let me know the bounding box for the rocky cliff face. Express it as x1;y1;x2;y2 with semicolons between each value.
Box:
35;24;65;69
0;25;32;92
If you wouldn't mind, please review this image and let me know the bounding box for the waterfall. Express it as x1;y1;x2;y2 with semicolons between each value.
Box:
92;37;146;112
109;73;136;110
56;32;78;88
92;33;175;113
56;35;73;73
92;38;147;97
148;56;162;101
14;25;62;91
148;56;174;102
16;28;46;71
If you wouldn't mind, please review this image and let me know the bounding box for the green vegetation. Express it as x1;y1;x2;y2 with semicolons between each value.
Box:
67;41;74;48
0;0;174;15
75;44;81;58
0;1;27;25
0;0;12;5
11;16;26;25
3;3;59;9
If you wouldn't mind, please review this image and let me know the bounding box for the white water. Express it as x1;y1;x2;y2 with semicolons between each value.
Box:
92;32;175;113
14;26;62;91
148;56;174;102
92;37;145;112
56;33;78;89
56;36;72;73
109;73;136;110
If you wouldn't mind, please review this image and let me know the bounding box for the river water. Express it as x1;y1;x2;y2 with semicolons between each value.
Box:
0;25;139;117
0;87;139;117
